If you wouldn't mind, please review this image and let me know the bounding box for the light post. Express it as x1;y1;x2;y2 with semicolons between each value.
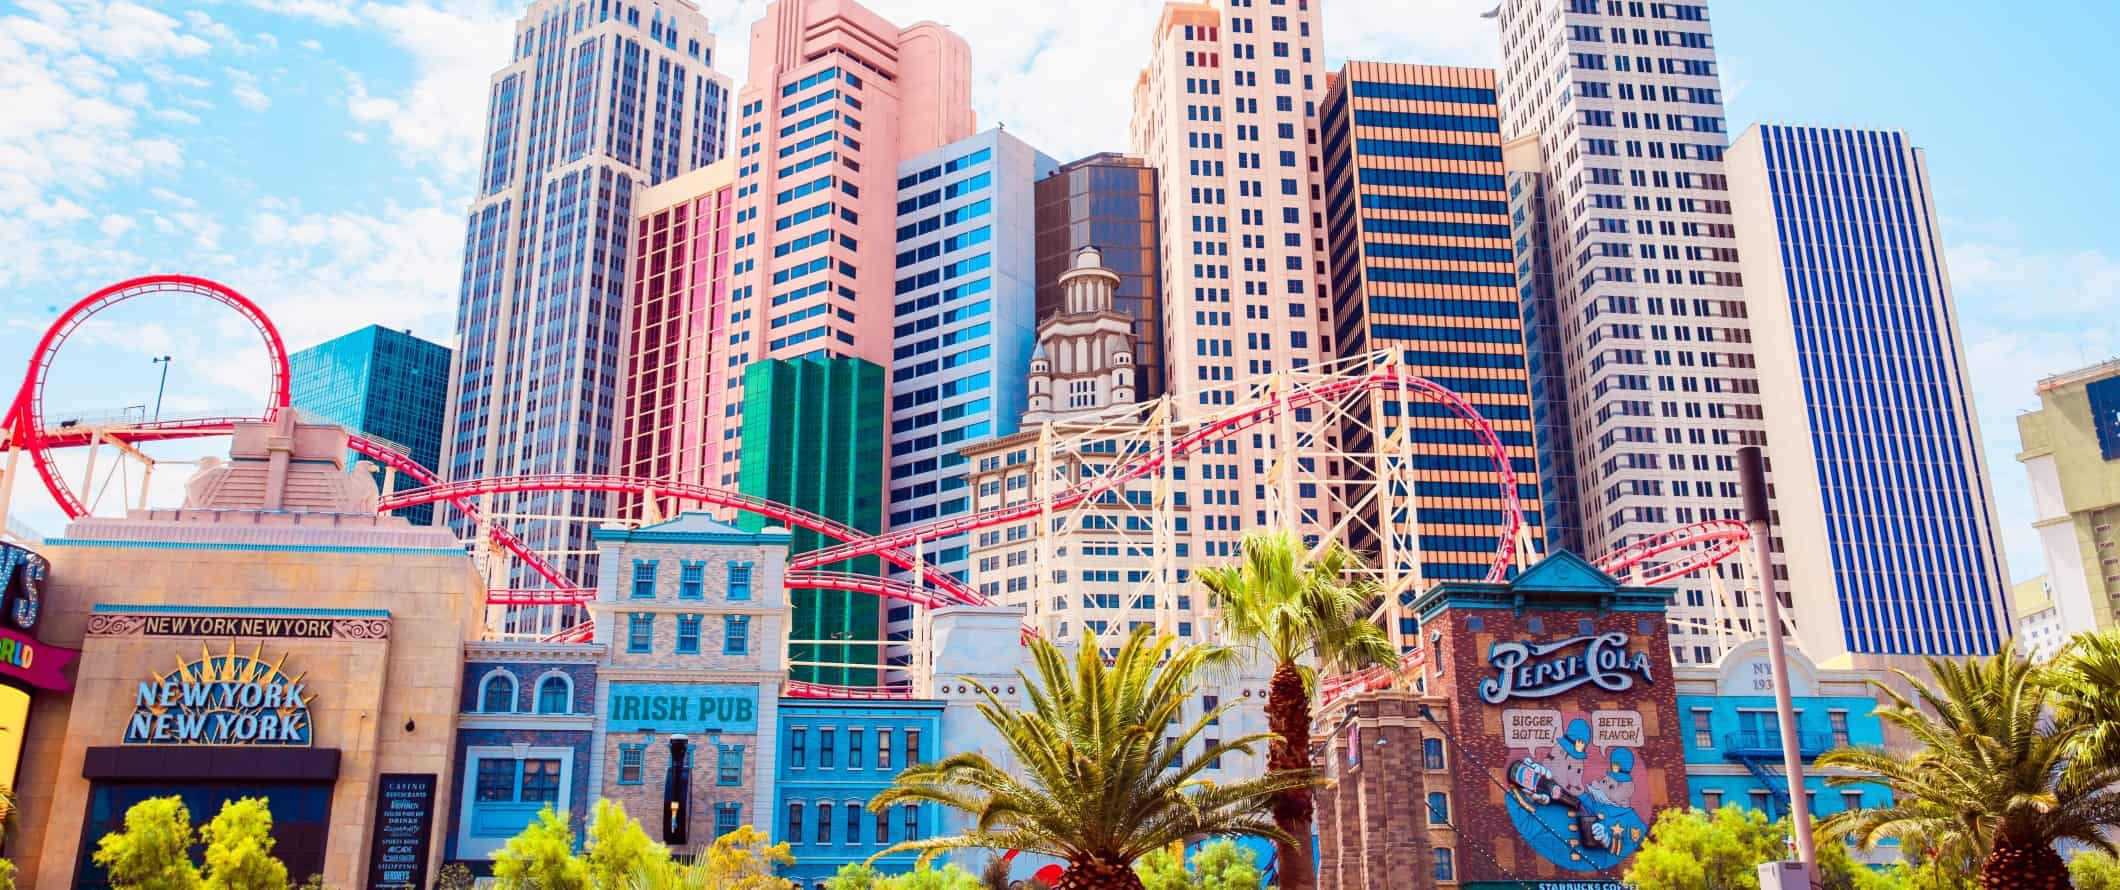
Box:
1738;445;1816;883
150;356;172;421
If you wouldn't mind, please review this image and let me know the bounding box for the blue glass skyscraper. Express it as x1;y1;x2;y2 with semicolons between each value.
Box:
444;0;730;591
1729;124;2012;661
291;325;451;525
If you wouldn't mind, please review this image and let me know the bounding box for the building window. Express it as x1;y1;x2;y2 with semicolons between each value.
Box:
789;729;807;768
845;800;862;845
1423;738;1445;770
905;728;920;765
535;675;570;714
677;614;703;654
1427;792;1449;824
719;745;744;786
877;728;893;770
632;560;658;598
901;804;918;842
816;802;834;844
478;671;517;713
1840;790;1863;813
680;561;705;599
1203;694;1219;725
725;615;750;654
847;729;864;769
1748;789;1772;813
786;802;804;844
820;729;836;768
715;803;741;839
1204;737;1222;769
628;613;655;653
875;809;891;845
469;755;564;840
1829;710;1850;747
619;745;645;785
1433;847;1454;881
1691;708;1713;749
729;562;753;600
1701;788;1723;811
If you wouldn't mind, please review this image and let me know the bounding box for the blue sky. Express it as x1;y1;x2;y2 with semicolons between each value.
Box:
1;0;2112;587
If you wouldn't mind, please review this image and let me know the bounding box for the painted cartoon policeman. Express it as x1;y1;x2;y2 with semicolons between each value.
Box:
1587;747;1652;858
1509;717;1593;803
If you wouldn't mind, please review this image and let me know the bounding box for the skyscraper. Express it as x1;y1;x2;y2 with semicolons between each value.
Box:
711;0;977;684
886;128;1055;608
1033;153;1166;400
290;325;451;525
1130;0;1332;562
1495;0;1769;664
2016;358;2120;640
1728;123;2011;661
445;0;730;588
1319;62;1544;643
711;0;977;489
618;159;738;522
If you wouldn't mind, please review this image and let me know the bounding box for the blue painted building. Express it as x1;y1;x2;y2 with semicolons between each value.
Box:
1673;639;1892;834
1729;124;2011;663
445;642;603;868
774;699;946;889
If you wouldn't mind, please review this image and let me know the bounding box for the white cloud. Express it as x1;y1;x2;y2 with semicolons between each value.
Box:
152;107;202;124
227;67;272;111
98;214;135;238
243;0;361;26
103;2;213;61
299;38;323;51
339;1;514;180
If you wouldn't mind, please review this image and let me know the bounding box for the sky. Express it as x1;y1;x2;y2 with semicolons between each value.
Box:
1;0;2114;587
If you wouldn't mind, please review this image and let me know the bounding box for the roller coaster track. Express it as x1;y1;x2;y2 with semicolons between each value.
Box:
5;275;1756;702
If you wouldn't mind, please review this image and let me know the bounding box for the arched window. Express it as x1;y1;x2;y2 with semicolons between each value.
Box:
478;671;518;713
536;674;572;715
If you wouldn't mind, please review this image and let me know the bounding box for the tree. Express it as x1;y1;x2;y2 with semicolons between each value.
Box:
201;798;288;890
2042;628;2120;780
869;627;1313;890
1199;531;1393;890
581;799;674;889
1624;807;1898;890
491;807;589;890
883;864;982;890
435;862;476;890
92;796;203;890
1135;840;1262;890
828;863;886;890
0;858;16;890
682;824;794;890
1819;650;2120;889
2072;851;2120;890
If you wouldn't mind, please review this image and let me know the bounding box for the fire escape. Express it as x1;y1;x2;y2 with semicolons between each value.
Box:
1722;730;1831;817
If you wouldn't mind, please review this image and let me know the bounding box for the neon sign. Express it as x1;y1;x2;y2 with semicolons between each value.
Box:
1478;633;1654;704
125;642;312;746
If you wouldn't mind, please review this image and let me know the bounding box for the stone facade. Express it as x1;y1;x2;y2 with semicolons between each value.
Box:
448;643;602;865
585;514;794;856
1314;693;1453;889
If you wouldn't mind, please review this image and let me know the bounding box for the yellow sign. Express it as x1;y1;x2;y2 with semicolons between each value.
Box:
125;642;312;746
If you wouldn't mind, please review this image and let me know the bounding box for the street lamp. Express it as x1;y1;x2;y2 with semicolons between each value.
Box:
150;356;172;421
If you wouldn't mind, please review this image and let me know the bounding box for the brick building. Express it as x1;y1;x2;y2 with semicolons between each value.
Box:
1317;552;1685;889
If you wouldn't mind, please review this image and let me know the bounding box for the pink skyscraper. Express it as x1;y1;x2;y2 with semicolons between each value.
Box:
706;0;978;488
1130;0;1333;561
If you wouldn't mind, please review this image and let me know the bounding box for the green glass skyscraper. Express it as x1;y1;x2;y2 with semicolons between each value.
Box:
737;356;886;686
290;325;451;525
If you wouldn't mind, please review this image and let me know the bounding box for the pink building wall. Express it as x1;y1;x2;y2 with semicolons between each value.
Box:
705;0;976;488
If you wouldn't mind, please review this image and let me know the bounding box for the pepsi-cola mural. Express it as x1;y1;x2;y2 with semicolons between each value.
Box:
1410;551;1687;884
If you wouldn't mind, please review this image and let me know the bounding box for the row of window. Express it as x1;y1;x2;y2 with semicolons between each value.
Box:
786;725;919;771
785;800;920;846
631;560;753;600
626;612;750;655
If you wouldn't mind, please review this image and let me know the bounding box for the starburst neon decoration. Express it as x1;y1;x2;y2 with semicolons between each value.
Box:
124;640;312;746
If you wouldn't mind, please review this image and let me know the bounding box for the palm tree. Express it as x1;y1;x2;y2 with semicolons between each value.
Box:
868;626;1313;890
2040;627;2120;771
1198;530;1394;890
1817;650;2120;889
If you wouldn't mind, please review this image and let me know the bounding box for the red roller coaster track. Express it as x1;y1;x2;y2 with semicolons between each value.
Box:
4;275;1754;702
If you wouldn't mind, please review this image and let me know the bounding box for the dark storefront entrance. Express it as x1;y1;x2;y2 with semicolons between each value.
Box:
72;747;339;888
